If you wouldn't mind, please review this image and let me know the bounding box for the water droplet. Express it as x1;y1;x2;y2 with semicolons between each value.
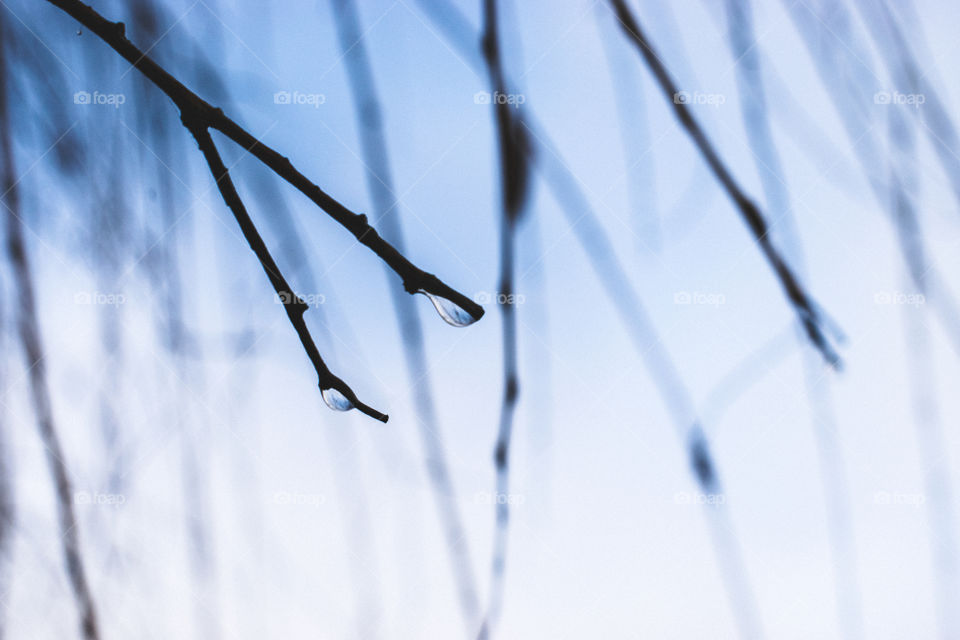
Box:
420;291;479;327
321;387;354;412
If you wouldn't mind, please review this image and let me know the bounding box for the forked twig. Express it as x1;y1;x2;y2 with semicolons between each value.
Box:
183;118;387;422
44;0;487;422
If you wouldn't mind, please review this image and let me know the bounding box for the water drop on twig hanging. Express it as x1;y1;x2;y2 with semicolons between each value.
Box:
321;387;355;412
419;290;481;327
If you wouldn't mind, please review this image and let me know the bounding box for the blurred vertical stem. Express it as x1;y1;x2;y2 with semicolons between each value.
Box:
410;3;764;636
478;0;530;637
330;0;482;632
720;1;865;637
0;16;101;640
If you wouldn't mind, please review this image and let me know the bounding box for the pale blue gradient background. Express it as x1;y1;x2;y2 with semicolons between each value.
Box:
4;0;960;637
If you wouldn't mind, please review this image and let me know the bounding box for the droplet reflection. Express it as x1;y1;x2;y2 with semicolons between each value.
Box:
420;290;479;327
321;387;354;412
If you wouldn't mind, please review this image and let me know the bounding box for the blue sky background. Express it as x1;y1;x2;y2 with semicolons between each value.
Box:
5;0;960;637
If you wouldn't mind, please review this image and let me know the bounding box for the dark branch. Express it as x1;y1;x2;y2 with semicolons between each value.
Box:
184;119;387;422
478;0;529;636
42;0;489;422
44;0;482;324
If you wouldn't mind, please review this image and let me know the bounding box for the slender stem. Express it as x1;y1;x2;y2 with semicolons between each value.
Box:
478;1;526;636
43;0;483;325
184;120;386;422
606;0;840;368
330;0;483;630
410;4;764;635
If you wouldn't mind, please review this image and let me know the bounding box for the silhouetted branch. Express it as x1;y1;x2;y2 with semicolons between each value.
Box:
42;0;489;422
46;0;482;324
606;0;841;368
182;119;387;421
330;0;481;631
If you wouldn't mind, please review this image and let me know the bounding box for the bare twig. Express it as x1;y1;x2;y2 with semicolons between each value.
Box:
182;117;388;422
42;0;488;422
606;0;841;368
477;1;532;636
0;18;100;638
45;0;482;325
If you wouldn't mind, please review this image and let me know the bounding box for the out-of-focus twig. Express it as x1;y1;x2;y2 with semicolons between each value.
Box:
43;0;492;422
884;99;960;640
856;0;960;211
0;18;100;638
782;0;960;359
477;0;533;636
720;1;865;637
606;0;841;368
329;0;481;632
